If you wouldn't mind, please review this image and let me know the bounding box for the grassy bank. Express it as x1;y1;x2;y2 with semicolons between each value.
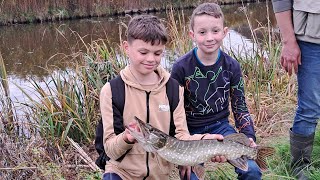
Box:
0;0;264;25
1;2;319;180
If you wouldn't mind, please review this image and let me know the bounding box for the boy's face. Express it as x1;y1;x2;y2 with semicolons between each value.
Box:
123;39;165;76
189;14;228;57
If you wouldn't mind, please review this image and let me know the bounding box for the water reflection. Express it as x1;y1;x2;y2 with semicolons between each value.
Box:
0;17;126;78
0;2;276;101
223;29;257;58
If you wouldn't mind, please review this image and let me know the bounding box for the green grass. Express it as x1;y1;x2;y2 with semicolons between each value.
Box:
266;130;320;180
204;130;320;179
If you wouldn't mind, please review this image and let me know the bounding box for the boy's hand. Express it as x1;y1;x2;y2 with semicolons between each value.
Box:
211;155;227;163
179;165;192;180
202;134;227;163
123;122;139;144
248;138;257;148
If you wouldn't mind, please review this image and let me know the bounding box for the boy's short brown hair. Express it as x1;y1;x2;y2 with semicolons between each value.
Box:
190;3;224;30
127;15;168;45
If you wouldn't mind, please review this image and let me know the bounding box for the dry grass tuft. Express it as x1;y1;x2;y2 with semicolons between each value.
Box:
0;131;100;180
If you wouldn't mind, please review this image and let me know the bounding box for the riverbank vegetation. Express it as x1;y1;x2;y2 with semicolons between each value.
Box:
1;3;320;180
0;0;263;25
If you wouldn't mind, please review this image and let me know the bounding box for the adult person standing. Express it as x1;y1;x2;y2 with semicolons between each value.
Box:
272;0;320;179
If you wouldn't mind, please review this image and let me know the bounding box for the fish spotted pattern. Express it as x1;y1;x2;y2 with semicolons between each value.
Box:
126;116;275;173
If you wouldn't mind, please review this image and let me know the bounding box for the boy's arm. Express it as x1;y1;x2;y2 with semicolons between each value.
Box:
100;83;134;160
230;64;256;141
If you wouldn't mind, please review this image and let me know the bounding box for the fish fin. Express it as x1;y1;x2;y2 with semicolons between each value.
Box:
192;165;205;180
224;133;251;146
255;146;276;171
228;156;248;171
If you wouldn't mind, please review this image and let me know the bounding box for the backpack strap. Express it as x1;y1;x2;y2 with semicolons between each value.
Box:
110;75;125;135
94;75;125;170
166;77;180;136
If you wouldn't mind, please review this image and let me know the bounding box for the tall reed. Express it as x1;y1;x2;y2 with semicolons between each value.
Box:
225;1;296;133
16;30;127;145
166;6;193;59
0;52;14;133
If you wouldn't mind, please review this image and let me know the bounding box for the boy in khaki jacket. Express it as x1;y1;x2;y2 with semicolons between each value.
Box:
100;14;223;180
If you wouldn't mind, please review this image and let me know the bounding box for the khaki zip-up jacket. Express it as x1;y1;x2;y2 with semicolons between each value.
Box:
272;0;320;44
100;65;206;179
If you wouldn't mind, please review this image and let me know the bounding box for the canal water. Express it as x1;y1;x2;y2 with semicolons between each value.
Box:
0;2;276;103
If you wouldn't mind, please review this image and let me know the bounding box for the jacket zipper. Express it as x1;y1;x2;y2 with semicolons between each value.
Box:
143;91;151;180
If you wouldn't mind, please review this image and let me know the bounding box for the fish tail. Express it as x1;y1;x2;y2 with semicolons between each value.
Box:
255;146;275;171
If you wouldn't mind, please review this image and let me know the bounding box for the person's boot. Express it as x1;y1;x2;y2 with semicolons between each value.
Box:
290;128;314;180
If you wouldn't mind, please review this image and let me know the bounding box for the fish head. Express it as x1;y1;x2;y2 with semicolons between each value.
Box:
131;116;168;150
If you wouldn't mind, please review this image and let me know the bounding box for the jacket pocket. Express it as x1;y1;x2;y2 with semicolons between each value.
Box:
293;10;307;36
294;10;320;39
115;146;146;177
305;13;320;38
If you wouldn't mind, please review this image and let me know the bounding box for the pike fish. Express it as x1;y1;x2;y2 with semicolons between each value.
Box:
126;116;275;174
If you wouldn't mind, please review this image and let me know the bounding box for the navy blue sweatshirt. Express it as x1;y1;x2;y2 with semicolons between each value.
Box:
171;48;256;141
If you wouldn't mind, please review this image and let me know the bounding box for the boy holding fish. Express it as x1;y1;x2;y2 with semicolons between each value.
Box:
99;14;224;180
171;3;263;180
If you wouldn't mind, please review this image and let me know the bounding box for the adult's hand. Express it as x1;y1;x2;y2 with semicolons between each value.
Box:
274;10;301;76
280;39;301;76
